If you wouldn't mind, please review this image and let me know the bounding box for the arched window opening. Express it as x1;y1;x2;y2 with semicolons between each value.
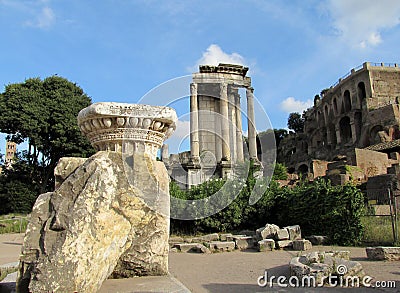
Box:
344;90;351;112
298;164;309;175
339;116;352;144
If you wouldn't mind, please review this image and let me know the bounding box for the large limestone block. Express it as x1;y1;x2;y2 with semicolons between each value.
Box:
17;151;170;293
366;247;400;261
54;157;87;189
256;224;280;240
284;225;301;240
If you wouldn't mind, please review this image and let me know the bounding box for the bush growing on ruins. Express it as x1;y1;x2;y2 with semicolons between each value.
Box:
170;167;364;246
273;163;288;180
0;76;95;204
269;179;365;246
287;112;305;133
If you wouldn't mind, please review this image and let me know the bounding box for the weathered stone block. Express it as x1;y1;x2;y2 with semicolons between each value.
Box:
219;233;233;241
305;235;328;245
210;241;235;252
276;240;293;249
54;157;87;189
275;229;290;240
201;233;219;242
234;236;255;250
366;247;400;261
256;224;280;240
17;151;172;293
258;239;275;252
173;243;201;253
325;250;350;260
226;235;246;242
292;239;312;251
284;225;302;240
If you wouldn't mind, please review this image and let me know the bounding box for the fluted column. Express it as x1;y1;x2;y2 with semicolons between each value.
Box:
220;83;230;161
246;87;257;159
190;83;200;161
235;93;244;162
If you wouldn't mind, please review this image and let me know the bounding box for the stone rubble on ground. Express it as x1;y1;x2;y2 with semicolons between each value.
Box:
169;223;329;253
366;247;400;261
290;251;365;285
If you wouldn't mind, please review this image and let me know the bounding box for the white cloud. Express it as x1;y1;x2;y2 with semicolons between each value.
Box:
280;97;313;113
189;44;247;72
25;6;55;28
326;0;400;48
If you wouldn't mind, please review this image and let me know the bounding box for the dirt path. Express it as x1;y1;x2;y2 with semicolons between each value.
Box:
2;234;400;292
169;246;400;292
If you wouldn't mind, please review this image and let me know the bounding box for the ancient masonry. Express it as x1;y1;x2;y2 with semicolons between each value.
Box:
278;62;400;194
17;103;177;293
163;63;259;189
4;140;16;167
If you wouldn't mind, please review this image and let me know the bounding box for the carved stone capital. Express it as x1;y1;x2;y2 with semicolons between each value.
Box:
78;102;177;159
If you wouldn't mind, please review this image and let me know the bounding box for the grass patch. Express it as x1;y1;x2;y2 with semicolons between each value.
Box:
0;214;28;234
362;216;396;246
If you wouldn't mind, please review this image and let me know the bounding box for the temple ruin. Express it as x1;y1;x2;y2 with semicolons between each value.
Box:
164;63;259;189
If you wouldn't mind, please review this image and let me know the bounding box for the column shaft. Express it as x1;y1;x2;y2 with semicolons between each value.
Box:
190;83;200;160
235;93;244;162
246;87;257;159
220;83;230;161
229;88;237;161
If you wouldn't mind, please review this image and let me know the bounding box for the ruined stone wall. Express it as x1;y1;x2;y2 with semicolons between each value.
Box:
278;62;400;175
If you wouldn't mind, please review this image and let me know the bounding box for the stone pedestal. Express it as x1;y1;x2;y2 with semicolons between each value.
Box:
17;103;177;293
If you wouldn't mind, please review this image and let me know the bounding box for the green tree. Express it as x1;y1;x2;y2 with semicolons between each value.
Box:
287;112;305;133
0;76;94;195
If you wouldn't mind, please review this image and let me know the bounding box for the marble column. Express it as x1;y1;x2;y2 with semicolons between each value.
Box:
235;93;244;162
220;83;230;161
228;86;237;161
246;87;257;159
190;83;200;162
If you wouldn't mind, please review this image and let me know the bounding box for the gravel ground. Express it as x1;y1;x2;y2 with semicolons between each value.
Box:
1;234;400;292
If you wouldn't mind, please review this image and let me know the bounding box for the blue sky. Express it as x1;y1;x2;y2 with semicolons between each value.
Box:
1;0;400;154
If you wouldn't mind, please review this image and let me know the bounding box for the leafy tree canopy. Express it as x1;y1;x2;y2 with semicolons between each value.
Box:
0;76;94;194
287;112;305;133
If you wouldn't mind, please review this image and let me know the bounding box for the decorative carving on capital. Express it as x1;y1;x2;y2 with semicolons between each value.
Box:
78;102;177;159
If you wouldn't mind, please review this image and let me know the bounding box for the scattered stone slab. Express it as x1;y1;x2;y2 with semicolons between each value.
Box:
366;247;400;261
276;240;293;249
226;235;246;242
325;250;350;260
290;252;365;285
201;233;219;242
275;229;290;240
234;236;255;250
256;224;280;240
284;225;302;240
189;244;211;254
170;248;179;253
292;239;312;251
258;239;275;252
173;243;201;253
219;233;233;241
305;235;328;245
210;241;235;252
